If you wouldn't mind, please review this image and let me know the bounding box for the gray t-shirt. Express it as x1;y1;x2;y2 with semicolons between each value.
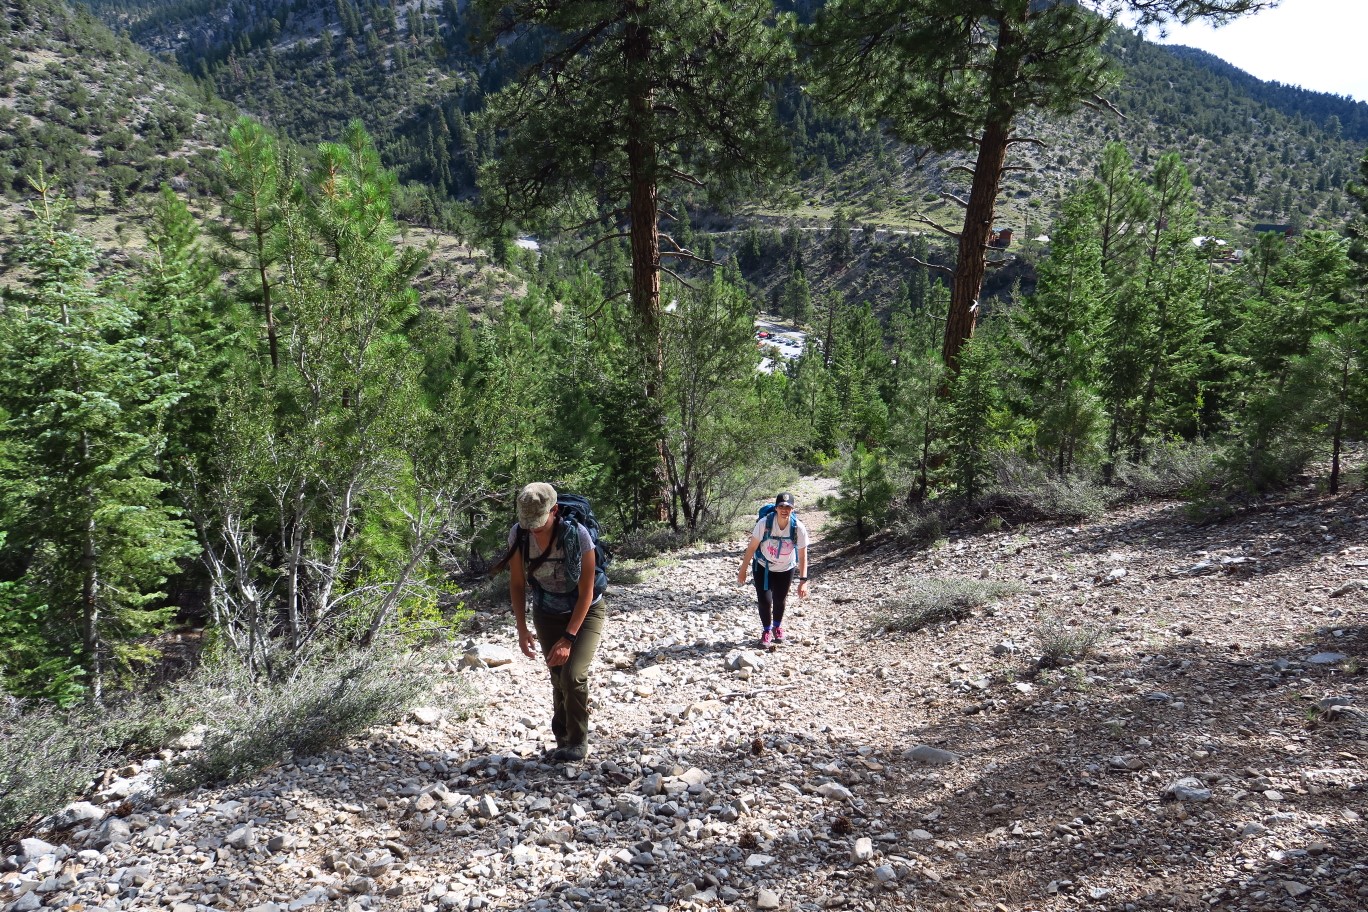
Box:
509;521;602;614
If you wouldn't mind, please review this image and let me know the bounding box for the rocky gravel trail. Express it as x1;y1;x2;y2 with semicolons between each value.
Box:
4;483;1366;912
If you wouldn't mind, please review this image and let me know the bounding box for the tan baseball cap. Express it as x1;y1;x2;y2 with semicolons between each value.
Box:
517;482;558;529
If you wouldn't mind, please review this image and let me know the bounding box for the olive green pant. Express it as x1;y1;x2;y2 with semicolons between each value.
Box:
531;600;606;748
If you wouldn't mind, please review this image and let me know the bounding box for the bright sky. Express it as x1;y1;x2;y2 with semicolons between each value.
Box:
1145;0;1368;103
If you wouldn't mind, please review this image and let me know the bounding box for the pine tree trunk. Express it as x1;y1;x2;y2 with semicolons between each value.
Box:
259;255;278;372
625;10;667;521
1330;348;1350;494
941;116;1011;380
81;500;102;703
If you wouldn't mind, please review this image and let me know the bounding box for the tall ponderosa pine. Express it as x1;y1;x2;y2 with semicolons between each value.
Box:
804;0;1273;379
474;0;792;375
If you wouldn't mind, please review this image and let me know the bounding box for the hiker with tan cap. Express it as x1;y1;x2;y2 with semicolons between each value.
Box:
506;482;607;763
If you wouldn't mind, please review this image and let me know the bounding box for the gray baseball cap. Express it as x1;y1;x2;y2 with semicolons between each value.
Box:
517;482;558;529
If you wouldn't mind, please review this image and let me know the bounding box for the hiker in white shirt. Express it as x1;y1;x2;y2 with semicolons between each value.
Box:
736;492;809;646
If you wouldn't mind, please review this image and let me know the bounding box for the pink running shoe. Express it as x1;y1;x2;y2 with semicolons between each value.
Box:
773;626;786;643
760;628;772;646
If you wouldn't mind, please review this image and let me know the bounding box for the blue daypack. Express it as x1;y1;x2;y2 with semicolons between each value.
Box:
752;503;798;591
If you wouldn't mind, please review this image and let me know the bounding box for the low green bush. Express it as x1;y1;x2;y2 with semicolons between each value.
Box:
166;643;462;788
989;456;1108;522
0;687;199;836
1110;441;1222;499
1;642;463;837
890;508;945;548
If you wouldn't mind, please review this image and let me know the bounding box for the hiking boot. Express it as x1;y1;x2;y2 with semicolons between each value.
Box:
551;743;589;763
773;626;785;643
759;629;772;647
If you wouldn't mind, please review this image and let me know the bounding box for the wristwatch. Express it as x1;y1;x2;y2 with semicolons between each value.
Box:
562;630;579;644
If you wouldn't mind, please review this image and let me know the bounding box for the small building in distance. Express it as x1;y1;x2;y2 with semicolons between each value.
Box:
989;227;1013;248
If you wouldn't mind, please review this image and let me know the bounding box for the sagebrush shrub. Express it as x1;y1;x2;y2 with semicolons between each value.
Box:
883;578;1019;632
167;644;462;787
0;643;464;836
1033;615;1107;668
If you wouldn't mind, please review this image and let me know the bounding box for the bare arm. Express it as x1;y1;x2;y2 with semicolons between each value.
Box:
508;545;537;659
737;533;760;584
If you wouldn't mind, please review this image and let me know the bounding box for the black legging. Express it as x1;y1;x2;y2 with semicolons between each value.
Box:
753;564;794;629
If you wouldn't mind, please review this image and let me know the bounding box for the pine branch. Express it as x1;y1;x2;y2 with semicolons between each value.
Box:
586;287;631;319
908;255;955;276
908;213;961;241
1081;93;1125;119
942;192;970;209
660;250;722;268
571;231;632;258
667;166;705;188
564;208;629;234
660;265;698;290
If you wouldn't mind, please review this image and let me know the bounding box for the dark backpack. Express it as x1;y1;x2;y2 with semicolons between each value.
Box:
497;493;610;605
752;503;798;590
550;493;612;597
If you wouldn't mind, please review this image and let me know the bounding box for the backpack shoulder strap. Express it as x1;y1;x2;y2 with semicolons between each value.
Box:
524;521;561;578
490;524;526;577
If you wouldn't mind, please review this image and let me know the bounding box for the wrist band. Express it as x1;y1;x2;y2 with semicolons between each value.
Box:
562;630;578;644
798;576;808;581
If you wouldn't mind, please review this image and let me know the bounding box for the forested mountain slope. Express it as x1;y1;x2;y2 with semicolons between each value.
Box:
1166;44;1368;143
782;28;1366;237
69;0;1368;238
0;0;233;207
80;0;497;223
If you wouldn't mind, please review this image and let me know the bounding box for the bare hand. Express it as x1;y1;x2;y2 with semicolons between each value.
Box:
736;568;748;585
517;626;538;659
798;580;810;598
547;639;572;667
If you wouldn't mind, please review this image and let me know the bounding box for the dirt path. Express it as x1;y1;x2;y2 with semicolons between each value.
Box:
5;484;1366;912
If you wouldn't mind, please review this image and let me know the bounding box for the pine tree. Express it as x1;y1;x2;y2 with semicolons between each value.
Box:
782;268;811;326
1010;192;1105;475
805;0;1273;379
475;0;792;377
661;274;773;532
135;185;235;475
0;186;196;702
944;334;1005;501
213;117;284;371
834;443;893;542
